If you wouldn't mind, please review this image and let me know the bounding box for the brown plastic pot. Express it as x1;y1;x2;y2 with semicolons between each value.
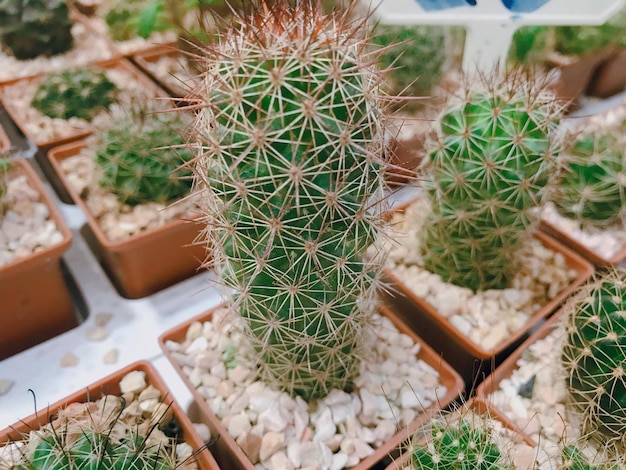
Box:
48;140;206;299
587;49;626;98
0;57;168;204
474;311;563;445
0;158;79;360
382;203;594;388
131;44;196;99
384;396;535;470
540;219;626;267
158;303;465;470
0;361;220;469
385;132;426;186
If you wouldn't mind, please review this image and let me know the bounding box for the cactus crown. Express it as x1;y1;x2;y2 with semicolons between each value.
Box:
31;68;118;122
96;102;193;206
410;408;515;470
554;130;626;228
419;72;561;292
561;269;626;448
189;0;390;400
0;0;74;60
372;23;446;111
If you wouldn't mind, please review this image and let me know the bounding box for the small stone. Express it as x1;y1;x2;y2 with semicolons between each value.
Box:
312;407;335;441
86;326;110;342
228;414;252;439
186;336;209;353
60;352;79;367
260;431;285;462
102;348;119;365
229;365;251;383
193;423;211;442
95;312;113;327
138;385;161;402
268;451;294;470
119;370;147;394
0;379;14;395
237;431;262;464
185;321;204;342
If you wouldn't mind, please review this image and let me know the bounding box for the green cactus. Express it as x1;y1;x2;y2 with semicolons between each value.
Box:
31;68;118;121
561;269;626;446
0;0;73;60
561;445;620;470
189;1;389;400
95;106;193;206
411;416;513;469
419;75;561;292
508;26;551;64
372;24;446;110
554;131;626;228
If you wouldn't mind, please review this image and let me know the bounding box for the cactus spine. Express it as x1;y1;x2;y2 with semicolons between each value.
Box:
31;68;118;121
189;1;389;400
561;269;626;447
0;158;9;217
554;131;626;228
95;106;193;206
0;0;74;60
419;75;561;292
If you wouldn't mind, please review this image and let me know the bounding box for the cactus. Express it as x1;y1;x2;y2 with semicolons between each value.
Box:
188;1;389;400
561;445;620;470
411;413;514;469
95;104;193;206
372;24;446;110
508;26;551;64
31;68;118;121
554;131;626;228
419;74;561;292
561;269;626;446
0;0;74;60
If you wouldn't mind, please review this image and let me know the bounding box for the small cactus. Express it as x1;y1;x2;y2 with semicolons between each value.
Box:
410;410;515;470
561;269;626;446
419;73;561;292
95;104;193;206
561;444;620;470
554;130;626;228
188;1;390;400
372;24;447;110
0;0;74;60
31;68;118;121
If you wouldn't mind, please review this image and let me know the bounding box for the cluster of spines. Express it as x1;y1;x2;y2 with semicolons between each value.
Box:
0;0;74;60
561;269;626;449
31;68;118;121
554;130;626;228
419;72;561;292
0;158;9;217
188;0;390;400
95;104;193;206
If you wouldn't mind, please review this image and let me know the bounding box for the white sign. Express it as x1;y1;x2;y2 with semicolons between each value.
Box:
365;0;626;71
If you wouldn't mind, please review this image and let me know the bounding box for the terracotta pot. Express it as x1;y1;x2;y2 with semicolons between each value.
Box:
587;49;626;98
0;123;9;153
0;158;79;360
384;397;535;470
382;202;594;387
539;219;626;267
48;141;206;299
546;47;616;106
131;44;195;99
0;57;168;204
385;132;426;186
0;361;220;469
158;303;465;470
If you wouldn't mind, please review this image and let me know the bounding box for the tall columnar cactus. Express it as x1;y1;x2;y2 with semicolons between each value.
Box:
189;1;389;400
419;74;561;292
0;0;74;60
372;24;446;110
411;416;514;469
96;106;193;206
31;68;118;121
561;269;626;446
554;130;626;228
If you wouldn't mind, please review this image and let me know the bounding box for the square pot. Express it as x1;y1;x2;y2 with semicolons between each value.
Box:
540;218;626;267
0;57;169;204
158;303;465;470
48;140;205;299
0;360;219;469
383;200;594;387
0;158;79;360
